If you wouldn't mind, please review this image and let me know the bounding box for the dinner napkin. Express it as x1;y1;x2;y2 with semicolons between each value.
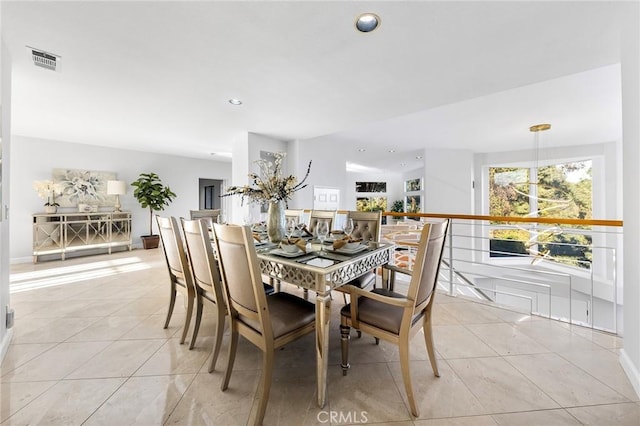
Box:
332;236;362;250
281;238;307;253
300;225;314;237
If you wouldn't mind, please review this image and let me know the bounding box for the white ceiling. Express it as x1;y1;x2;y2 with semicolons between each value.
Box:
1;1;634;172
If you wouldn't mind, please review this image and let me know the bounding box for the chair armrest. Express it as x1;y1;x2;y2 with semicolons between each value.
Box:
383;264;412;276
342;284;413;307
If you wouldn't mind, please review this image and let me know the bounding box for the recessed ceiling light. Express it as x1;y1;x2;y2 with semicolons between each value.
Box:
355;13;381;33
228;98;242;105
358;148;366;152
388;149;395;153
416;155;423;159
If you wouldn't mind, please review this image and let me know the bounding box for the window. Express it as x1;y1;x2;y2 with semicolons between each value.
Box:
355;182;387;213
356;196;387;212
405;178;422;192
488;161;593;268
356;182;386;193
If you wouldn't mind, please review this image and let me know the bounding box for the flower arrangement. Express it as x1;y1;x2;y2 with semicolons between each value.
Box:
33;180;64;207
223;152;312;207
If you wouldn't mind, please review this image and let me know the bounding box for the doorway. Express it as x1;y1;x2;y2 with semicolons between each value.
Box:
198;178;224;209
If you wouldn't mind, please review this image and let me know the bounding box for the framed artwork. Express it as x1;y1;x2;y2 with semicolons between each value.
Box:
53;168;116;207
405;178;422;192
405;195;421;214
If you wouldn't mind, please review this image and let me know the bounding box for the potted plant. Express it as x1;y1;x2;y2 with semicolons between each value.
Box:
390;199;405;223
131;172;176;249
33;180;63;214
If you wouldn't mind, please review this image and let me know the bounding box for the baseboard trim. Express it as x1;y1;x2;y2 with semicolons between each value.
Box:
10;256;33;264
620;348;640;399
0;327;14;364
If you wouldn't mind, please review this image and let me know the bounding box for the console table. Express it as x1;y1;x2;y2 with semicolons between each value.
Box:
32;212;132;263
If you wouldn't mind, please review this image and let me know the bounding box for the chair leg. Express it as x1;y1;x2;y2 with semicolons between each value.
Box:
340;324;351;376
208;305;225;373
221;329;238;391
189;299;203;350
254;350;274;426
180;294;194;345
423;314;440;377
399;343;419;417
164;288;177;329
374;337;379;345
357;330;362;338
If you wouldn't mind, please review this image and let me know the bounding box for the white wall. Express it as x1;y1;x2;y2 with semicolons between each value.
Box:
295;137;348;209
10;136;232;261
1;35;13;362
345;171;403;211
424;149;474;214
621;8;640;398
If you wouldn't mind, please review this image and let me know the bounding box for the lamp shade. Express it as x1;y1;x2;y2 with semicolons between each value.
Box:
107;180;127;195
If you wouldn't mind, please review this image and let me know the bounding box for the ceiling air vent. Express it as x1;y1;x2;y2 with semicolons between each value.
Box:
28;46;60;71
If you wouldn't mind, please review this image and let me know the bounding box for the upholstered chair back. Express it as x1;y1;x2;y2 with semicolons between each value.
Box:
347;211;381;242
157;216;189;285
212;224;270;335
182;218;223;300
411;220;449;307
308;210;335;234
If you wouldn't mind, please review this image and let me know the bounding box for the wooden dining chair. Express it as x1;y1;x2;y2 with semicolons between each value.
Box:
156;215;195;345
212;223;316;426
181;218;227;371
339;219;449;417
308;210;335;234
335;211;382;307
190;209;220;223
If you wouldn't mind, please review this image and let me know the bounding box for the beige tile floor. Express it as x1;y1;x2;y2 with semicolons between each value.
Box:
1;249;639;425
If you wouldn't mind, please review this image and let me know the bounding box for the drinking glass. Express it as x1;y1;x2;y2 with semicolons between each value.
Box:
217;214;226;225
286;218;297;239
316;220;329;251
296;221;306;235
343;218;354;238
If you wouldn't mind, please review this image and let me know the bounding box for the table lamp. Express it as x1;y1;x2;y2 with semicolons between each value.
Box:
107;180;127;212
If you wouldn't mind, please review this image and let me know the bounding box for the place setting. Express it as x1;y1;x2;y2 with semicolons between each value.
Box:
326;218;369;254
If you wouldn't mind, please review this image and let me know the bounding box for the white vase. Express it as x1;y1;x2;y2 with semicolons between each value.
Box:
45;205;57;214
266;201;285;243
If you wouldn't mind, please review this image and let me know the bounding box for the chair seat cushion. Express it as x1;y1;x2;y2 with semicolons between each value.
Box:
336;271;376;293
263;282;275;295
267;292;315;338
341;288;419;335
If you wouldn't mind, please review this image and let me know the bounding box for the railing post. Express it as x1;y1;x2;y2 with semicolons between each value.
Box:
449;220;454;296
613;247;618;334
590;262;594;328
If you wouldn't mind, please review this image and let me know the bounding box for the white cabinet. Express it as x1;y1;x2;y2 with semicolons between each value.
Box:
33;212;132;262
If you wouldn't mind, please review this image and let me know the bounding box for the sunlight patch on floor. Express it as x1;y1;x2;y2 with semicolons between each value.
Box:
10;256;150;293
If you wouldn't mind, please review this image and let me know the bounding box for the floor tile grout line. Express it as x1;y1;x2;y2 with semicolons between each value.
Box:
0;379;59;424
554;350;635;403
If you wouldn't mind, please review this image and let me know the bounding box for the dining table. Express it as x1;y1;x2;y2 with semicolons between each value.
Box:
256;239;394;408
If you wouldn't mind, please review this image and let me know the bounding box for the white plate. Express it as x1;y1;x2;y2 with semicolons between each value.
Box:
270;248;307;258
328;244;368;254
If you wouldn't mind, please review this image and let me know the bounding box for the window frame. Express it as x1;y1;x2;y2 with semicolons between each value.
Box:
483;156;595;272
